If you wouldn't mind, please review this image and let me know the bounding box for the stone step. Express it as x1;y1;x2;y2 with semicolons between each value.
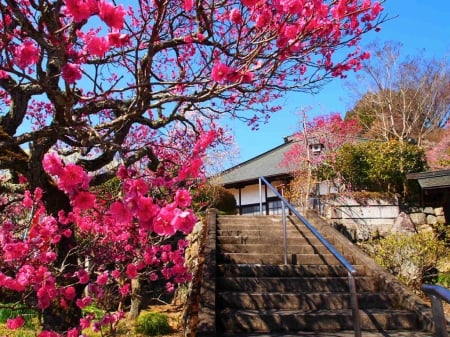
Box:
217;291;395;310
218;308;420;332
218;331;435;337
216;229;331;240
217;264;367;277
218;252;355;265
217;276;379;292
217;235;338;247
218;215;284;223
216;223;309;231
218;243;332;255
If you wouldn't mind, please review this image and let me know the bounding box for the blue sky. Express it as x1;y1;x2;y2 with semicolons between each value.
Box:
224;1;450;165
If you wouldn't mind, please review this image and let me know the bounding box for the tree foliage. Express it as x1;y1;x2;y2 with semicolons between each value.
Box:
0;0;384;334
346;41;450;146
335;139;426;196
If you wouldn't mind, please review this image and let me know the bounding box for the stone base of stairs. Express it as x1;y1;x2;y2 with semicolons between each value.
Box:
194;210;439;337
219;332;434;337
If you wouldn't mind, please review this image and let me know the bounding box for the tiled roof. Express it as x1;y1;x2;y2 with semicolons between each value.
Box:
407;169;450;190
215;140;297;187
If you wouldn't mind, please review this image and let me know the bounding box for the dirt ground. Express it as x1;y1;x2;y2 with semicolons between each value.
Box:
147;303;184;336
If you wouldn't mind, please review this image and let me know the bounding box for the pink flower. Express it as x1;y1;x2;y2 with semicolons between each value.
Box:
14;40;39;69
37;287;53;309
3;242;29;261
0;70;9;78
67;328;79;337
72;191;96;209
42;152;64;176
126;263;138;279
171;209;196;234
229;8;243;24
63;286;76;300
240;71;254;83
111;269;121;279
108;31;129;47
80;317;92;329
165;282;175;293
39;251;57;263
58;164;91;194
137;196;158;221
75;269;90;284
184;0;193;11
109;201;133;225
211;62;233;83
6;316;25;330
123;178;148;197
64;0;97;22
85;35;110;58
178;157;203;180
372;1;383;16
119;283;130;296
153;206;177;236
96;271;109;286
62;63;82;83
76;296;92;309
23;190;33;208
98;0;126;30
242;0;258;6
174;189;192;208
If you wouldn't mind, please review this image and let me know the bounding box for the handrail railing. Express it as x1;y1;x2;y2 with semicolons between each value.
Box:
422;284;450;337
258;176;361;337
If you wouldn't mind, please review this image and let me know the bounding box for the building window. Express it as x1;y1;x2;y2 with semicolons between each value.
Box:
309;143;324;155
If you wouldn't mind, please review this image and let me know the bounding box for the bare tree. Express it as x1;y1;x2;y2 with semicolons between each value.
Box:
347;41;450;146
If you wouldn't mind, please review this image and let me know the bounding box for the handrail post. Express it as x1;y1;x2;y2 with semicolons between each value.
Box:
429;294;449;337
281;200;288;265
348;272;361;337
258;177;263;215
422;284;450;337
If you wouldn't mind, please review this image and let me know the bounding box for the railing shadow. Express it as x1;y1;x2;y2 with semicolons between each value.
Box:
258;176;362;337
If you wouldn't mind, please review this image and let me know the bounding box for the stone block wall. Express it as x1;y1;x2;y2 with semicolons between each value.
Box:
323;196;447;241
408;206;446;228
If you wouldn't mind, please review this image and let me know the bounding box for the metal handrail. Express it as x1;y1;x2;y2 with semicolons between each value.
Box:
422;284;450;337
258;176;361;337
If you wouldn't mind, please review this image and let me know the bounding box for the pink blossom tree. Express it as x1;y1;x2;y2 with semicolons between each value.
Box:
281;113;362;209
0;0;384;334
426;121;450;170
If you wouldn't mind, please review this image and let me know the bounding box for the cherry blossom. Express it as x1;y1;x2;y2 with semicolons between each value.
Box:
98;0;126;30
6;316;25;330
14;40;39;69
62;63;82;84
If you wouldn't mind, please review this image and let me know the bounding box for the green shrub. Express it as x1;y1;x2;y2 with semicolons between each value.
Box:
435;272;450;288
81;304;105;319
335;140;426;197
135;312;172;336
194;183;236;214
0;304;36;328
361;231;446;292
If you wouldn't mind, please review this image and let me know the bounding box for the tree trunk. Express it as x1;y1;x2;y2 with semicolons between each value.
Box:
38;180;83;331
128;278;142;320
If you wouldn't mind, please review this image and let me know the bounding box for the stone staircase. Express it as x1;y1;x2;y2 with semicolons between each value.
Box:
195;211;440;337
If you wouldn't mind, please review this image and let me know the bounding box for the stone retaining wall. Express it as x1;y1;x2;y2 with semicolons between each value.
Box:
323;196;447;241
